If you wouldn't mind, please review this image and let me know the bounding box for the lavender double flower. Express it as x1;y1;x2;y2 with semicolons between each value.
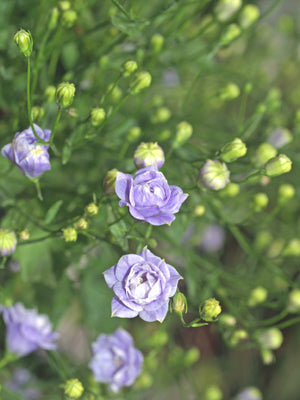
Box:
115;166;188;225
0;303;58;356
104;247;182;322
1;124;51;178
89;329;143;392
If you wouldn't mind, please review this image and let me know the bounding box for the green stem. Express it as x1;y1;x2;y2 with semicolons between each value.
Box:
273;316;300;330
50;108;62;149
110;0;132;20
32;178;43;201
0;352;18;369
258;310;288;327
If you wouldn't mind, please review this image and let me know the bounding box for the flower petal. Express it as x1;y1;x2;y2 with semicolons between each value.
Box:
115;172;132;203
138;302;169;322
111;296;139;318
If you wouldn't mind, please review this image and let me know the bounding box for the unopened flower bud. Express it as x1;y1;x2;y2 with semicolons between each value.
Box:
61;9;78;28
49;7;60;30
19;230;30;241
151;107;171;124
282;239;300;257
200;159;230;191
239;5;260;29
135;372;153;389
14;29;33;57
219;182;240;197
219;313;236;326
260;348;275;365
130;71;152;95
257;328;283;350
45;86;56;102
253;192;269;212
90;108;106;127
265;154;292;177
220;24;241;46
215;0;242;21
56;82;76;107
173;121;193;148
63;227;77;242
31;106;44;121
205;385;223;400
229;329;248;346
0;229;17;256
134;142;165;169
127;126;141;142
254;142;277;167
59;1;70;10
244;82;253;94
74;218;88;230
85;203;98;216
287;289;300;313
103;168;118;194
107;84;122;102
194;205;205;216
64;378;84;399
150;33;164;53
267;127;292;149
221;138;246;162
248;286;268;307
184;347;200;367
200;298;222;321
219;83;240;101
278;183;295;204
172;292;188;314
122;60;138;77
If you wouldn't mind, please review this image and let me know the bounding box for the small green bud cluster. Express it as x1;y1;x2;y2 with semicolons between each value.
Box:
219;183;240;197
282;239;300;257
19;229;30;241
287;289;300;313
90;108;106;127
205;385;223;400
253;193;269;212
62;227;77;242
85;203;99;216
220;24;241;46
56;82;76;107
278;183;295;204
130;71;152;95
127;126;142;142
122;60;138;77
61;9;78;28
14;29;33;57
45;86;56;102
63;378;84;399
200;298;222;321
150;33;164;53
31;106;44;121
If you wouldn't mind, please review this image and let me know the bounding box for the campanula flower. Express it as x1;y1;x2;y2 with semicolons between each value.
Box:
1;124;51;178
0;303;58;356
89;329;143;392
115;166;188;225
104;247;182;322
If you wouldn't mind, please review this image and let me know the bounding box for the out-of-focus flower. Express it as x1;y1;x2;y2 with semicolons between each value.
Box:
89;329;143;392
248;287;268;307
239;5;260;29
199;224;225;253
127;126;142;142
104;247;182;322
235;386;262;400
44;86;56;102
220;24;241;45
1;124;51;178
257;328;283;350
219;83;240;101
215;0;242;21
287;289;300;313
200;159;230;191
64;379;84;399
267;127;292;149
151;107;171;124
0;229;17;256
134;142;165;169
115;166;188;225
0;303;58;356
278;183;295;204
151;33;164;53
253;193;269;212
61;9;77;28
14;29;33;57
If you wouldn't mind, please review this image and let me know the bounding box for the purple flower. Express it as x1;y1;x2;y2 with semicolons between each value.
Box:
1;124;51;178
115;166;188;226
89;329;143;392
104;247;182;322
0;303;58;356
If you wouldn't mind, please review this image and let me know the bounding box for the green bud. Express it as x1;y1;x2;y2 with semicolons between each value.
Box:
90;108;106;127
239;5;260;29
287;289;300;313
99;55;109;68
254;230;273;251
61;9;78;28
173;121;193;148
220;24;241;46
219;313;236;327
19;229;30;241
248;286;268;307
49;7;60;30
200;159;230;191
172;292;188;315
260;348;275;365
130;71;152;95
265;154;292;177
205;385;223;400
147;330;168;348
85;203;99;216
219;83;240;101
278;183;295;204
127;126;141;142
56;82;75;107
74;218;88;231
267;238;285;258
103;168;118;194
59;1;71;10
0;229;17;256
244;82;253;93
194;205;206;216
62;227;77;242
150;33;164;53
45;85;56;102
229;329;248;346
215;0;242;21
151;107;171;124
135;372;153;389
183;347;200;367
107;83;122;102
64;378;84;399
14;29;33;57
122;60;138;77
221;138;246;162
282;239;300;257
253;192;269;212
219;182;240;197
158;129;171;141
200;298;222;321
257;328;283;350
254;142;277;167
134;142;165;169
31;106;44;121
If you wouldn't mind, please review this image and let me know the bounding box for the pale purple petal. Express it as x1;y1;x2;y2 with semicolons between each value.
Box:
138;302;169;322
111;296;139;318
161;185;188;214
115;172;132;203
145;213;176;226
103;265;117;288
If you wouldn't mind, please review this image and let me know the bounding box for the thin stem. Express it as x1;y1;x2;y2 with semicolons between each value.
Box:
50;108;62;153
32;178;43;201
110;0;132;20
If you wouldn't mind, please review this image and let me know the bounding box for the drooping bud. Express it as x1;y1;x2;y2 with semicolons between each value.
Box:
248;286;268;307
45;86;56;102
173;121;193;148
90;108;106;127
200;298;222;321
134;142;165;169
56;82;76;107
278;183;295;204
85;203;99;216
287;289;300;313
151;107;171;124
220;24;241;46
150;33;164;53
130;71;152;95
254;142;277;167
62;227;77;242
103;168;118;194
200;159;230;191
64;378;84;399
219;83;240;101
220;138;247;162
127;126;141;142
122;60;138;77
0;229;17;256
61;9;78;28
215;0;242;21
14;29;33;57
205;385;223;400
257;328;283;350
239;4;260;29
265;154;292;177
172;292;188;315
253;192;269;212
